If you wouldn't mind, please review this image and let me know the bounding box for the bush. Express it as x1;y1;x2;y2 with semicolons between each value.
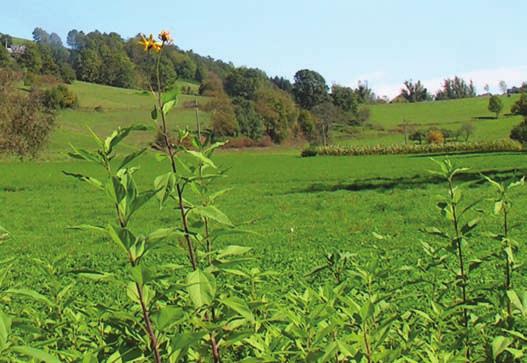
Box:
427;129;444;144
510;118;527;144
41;85;78;110
0;70;55;157
301;140;523;157
300;147;318;157
511;93;527;116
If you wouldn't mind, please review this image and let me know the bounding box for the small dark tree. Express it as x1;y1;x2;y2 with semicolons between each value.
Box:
488;95;504;119
409;130;426;144
510;118;527;144
458;122;475;141
511;93;527;116
312;101;339;146
400;80;430;103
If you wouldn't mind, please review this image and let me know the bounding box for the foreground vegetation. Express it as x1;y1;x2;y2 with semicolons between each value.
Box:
1;31;527;362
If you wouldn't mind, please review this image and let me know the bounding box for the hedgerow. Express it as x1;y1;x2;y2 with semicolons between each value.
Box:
301;140;523;157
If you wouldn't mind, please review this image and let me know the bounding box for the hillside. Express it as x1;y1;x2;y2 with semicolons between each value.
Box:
46;82;524;156
334;94;523;145
46;80;212;156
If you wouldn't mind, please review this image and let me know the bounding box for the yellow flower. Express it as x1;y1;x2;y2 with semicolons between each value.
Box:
139;34;163;52
158;30;172;43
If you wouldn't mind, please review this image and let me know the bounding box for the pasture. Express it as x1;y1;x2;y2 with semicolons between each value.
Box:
1;81;527;361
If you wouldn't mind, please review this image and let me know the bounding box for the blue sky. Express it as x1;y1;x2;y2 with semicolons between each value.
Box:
2;0;527;97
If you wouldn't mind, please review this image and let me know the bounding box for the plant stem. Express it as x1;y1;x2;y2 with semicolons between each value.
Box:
136;282;162;363
448;178;470;361
105;163;162;363
503;208;513;322
154;49;197;271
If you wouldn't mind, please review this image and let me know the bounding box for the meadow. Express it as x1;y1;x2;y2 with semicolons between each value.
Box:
1;80;527;361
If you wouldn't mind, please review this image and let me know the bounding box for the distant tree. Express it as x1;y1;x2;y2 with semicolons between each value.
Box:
355;81;375;103
271;76;293;93
354;106;371;125
0;33;13;48
32;27;50;44
199;72;224;97
18;43;43;73
232;97;264;140
458;122;475;141
293;69;329;109
331;84;358;113
488;95;504;119
255;86;298;143
409;129;426;144
297;109;318;142
511;93;527;116
66;29;86;50
510;117;527;144
224;68;264;100
49;33;63;48
435;76;476;100
400;80;430;103
484;84;490;93
312;101;339;146
499;80;508;95
194;64;206;82
205;96;238;137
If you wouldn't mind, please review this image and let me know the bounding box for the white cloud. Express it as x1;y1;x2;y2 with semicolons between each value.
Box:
349;65;527;99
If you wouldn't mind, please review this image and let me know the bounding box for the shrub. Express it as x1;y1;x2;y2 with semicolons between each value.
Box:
0;70;55;157
511;92;527;116
409;129;426;144
94;105;105;112
510;118;527;144
427;129;444;144
301;147;318;157
41;85;79;110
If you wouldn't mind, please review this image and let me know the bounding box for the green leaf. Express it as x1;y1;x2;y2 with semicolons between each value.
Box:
151;306;184;331
67;145;101;163
12;346;61;363
154;172;176;208
162;100;176;115
151;105;158;120
507;290;527;315
191;206;232;226
185;150;217;169
222;296;254;322
170;332;206;356
186;269;216;308
118;148;146;170
5;288;54;307
106;225;130;254
63;171;104;190
0;310;12;349
492;336;513;359
460;218;479;235
217;245;252;259
104;125;147;154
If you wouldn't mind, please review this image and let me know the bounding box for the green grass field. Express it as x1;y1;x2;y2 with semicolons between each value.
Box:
46;81;211;158
2;81;527;361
